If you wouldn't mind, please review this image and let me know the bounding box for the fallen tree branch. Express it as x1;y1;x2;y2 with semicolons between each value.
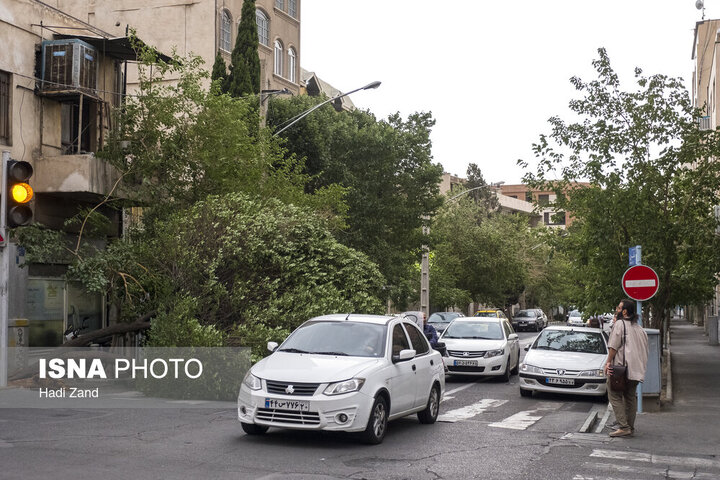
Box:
60;310;156;347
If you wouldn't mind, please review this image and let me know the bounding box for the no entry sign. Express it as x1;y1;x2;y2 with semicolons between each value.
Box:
622;265;659;301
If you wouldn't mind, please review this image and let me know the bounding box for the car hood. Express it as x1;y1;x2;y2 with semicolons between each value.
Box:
440;338;506;351
524;350;606;370
252;352;383;383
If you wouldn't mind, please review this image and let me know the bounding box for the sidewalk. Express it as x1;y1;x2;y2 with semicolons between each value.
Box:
611;316;720;456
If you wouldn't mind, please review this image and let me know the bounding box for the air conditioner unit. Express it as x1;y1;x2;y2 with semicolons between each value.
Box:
40;39;98;94
699;115;712;131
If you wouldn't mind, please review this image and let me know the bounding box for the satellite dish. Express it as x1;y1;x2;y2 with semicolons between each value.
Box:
696;0;704;10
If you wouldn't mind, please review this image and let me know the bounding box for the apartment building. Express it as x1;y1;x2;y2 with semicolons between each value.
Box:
499;183;590;229
692;19;720;321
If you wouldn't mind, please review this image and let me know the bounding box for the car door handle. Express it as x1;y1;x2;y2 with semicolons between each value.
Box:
430;360;434;366
412;364;416;371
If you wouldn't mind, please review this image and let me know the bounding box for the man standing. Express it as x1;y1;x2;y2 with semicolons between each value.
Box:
422;313;439;348
604;299;649;437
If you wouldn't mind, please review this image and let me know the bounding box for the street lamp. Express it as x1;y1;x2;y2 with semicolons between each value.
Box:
273;80;381;136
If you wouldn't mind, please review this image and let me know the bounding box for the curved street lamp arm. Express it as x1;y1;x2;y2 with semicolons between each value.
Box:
273;81;381;137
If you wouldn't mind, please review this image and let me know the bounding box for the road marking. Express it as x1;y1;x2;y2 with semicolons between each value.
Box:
489;401;561;430
437;398;507;423
590;449;720;469
445;383;476;396
585;461;720;479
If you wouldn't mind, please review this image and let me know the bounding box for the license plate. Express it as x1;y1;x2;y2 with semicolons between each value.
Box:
519;322;527;326
264;398;310;411
454;359;477;366
546;377;574;385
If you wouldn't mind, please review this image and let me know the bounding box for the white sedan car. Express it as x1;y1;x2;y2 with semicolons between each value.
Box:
237;314;445;444
519;326;609;398
439;317;520;380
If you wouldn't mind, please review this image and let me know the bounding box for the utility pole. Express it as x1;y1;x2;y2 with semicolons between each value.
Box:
1;150;9;387
420;220;429;318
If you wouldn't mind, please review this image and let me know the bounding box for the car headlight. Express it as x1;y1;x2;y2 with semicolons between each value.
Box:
520;364;544;374
579;369;605;378
484;349;504;358
323;378;365;396
242;371;262;390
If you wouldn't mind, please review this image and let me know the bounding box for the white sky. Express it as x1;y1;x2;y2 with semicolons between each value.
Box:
300;0;718;184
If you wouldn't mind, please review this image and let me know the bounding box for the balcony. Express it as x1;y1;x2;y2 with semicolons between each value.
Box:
33;153;122;200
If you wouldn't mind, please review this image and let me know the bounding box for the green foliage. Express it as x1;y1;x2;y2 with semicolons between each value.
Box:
233;323;291;363
465;163;499;210
225;0;260;97
210;50;227;87
147;296;224;347
520;48;720;327
135;193;385;346
267;95;444;307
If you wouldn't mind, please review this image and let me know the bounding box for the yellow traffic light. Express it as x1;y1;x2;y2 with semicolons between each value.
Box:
10;182;33;204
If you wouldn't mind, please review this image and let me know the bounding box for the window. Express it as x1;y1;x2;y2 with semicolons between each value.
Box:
0;71;9;145
274;40;283;76
275;0;284;10
256;10;269;46
288;47;296;83
404;323;430;355
392;324;410;355
544;211;566;226
525;192;533;202
220;10;232;52
538;194;550;206
288;0;297;17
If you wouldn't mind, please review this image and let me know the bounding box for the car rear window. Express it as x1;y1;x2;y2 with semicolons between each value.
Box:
475;311;499;318
514;311;535;318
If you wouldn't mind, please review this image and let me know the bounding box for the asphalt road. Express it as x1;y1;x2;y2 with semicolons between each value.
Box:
2;330;717;479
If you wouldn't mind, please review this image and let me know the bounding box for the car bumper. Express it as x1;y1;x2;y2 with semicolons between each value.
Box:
519;373;607;396
237;384;375;432
442;354;508;376
512;321;538;330
566;320;585;327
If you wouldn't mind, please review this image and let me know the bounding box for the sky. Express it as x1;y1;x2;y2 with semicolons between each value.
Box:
300;0;719;185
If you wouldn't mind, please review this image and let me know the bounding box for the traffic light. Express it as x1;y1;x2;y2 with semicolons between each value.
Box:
6;159;33;227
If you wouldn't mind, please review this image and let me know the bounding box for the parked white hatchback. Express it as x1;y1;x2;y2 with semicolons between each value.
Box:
439;317;520;380
519;325;609;398
237;314;445;444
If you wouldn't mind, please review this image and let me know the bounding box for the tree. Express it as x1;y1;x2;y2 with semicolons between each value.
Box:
225;0;260;98
465;163;499;210
520;48;720;336
210;51;227;87
267;95;444;307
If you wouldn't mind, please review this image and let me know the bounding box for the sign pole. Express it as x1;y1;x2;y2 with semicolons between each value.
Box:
635;246;643;413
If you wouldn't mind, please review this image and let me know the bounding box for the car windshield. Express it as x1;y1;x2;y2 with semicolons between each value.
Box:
514;310;535;318
569;310;582;317
442;321;504;340
428;312;461;323
474;311;499;318
278;321;387;358
532;330;606;354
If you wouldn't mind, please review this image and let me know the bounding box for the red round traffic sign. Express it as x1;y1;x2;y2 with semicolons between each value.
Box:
622;265;659;301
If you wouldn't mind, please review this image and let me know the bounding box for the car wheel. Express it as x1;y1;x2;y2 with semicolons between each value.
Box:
520;388;532;398
241;422;269;435
417;384;440;424
510;358;519;375
500;358;511;382
361;395;388;444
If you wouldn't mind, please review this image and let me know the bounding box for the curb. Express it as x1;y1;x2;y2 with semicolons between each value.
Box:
664;348;673;405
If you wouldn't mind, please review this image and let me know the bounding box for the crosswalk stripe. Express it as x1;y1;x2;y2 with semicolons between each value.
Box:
585;461;720;479
437;398;507;423
590;449;720;470
489;401;562;430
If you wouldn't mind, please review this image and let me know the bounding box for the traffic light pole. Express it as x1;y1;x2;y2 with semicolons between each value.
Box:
1;150;10;387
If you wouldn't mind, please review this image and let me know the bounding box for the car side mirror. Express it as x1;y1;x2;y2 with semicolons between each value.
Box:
434;342;447;356
392;348;416;363
267;341;278;352
524;344;531;352
508;333;518;340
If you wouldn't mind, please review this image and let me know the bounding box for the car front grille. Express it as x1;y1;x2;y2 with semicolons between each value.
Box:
540;368;581;376
447;350;486;358
265;381;319;396
447;365;486;373
256;408;321;425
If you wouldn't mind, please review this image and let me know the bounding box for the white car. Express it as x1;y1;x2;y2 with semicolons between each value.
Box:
566;310;584;327
519;326;609;398
237;314;445;444
439;317;520;380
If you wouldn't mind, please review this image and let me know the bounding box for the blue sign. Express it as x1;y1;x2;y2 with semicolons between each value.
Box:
629;247;637;266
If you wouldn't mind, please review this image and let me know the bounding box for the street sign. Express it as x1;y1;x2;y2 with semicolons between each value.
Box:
629;246;637;266
622;265;659;301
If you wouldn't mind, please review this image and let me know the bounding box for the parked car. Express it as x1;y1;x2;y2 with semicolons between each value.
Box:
237;314;445;444
519;325;609;398
439;317;520;381
531;308;549;325
474;308;507;319
566;310;584;327
512;309;545;332
427;312;463;334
